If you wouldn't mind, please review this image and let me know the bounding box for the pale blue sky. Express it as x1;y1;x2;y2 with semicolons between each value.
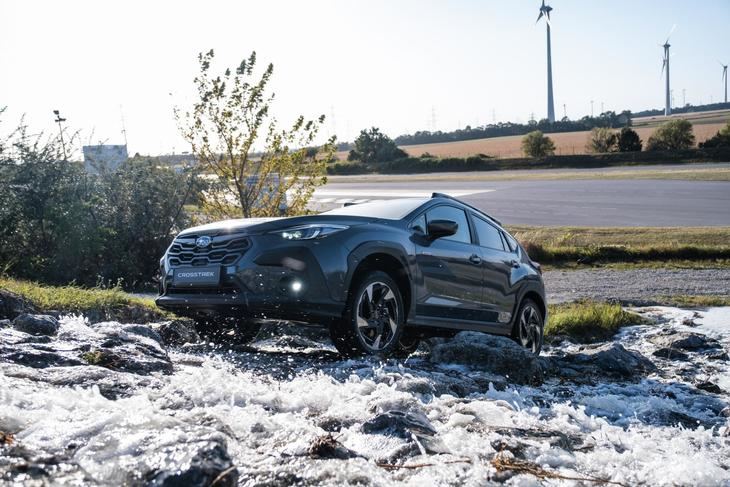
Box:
1;0;728;155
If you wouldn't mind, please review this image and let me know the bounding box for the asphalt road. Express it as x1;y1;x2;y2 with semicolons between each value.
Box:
313;176;730;226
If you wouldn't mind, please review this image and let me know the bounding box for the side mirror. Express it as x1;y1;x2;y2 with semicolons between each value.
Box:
427;219;458;240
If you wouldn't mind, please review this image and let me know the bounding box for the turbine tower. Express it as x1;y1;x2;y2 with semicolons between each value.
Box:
661;26;675;116
536;0;555;123
721;61;728;104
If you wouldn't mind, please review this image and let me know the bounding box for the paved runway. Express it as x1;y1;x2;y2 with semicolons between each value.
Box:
312;177;730;226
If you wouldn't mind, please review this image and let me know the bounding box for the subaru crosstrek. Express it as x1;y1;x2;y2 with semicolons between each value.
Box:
156;193;547;356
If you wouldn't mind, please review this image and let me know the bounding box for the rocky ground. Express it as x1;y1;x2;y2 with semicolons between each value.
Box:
0;300;729;485
544;268;730;303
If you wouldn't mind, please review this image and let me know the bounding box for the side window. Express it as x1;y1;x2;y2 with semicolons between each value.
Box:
409;214;426;234
425;206;471;244
473;217;505;250
503;231;518;253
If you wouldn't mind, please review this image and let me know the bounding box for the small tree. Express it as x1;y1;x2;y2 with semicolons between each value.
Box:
347;127;406;164
645;119;695;151
586;127;617;153
699;121;730;148
616;127;642;152
521;130;555;158
178;50;335;219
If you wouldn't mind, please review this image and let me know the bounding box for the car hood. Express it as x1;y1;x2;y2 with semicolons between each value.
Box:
177;215;375;237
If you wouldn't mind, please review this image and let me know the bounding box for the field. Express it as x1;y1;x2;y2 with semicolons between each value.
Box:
337;110;730;160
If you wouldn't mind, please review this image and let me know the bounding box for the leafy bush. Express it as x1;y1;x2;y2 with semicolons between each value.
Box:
348;127;407;164
586;127;617;153
646;119;695;151
699;121;730;148
521;130;555;158
617;127;642;152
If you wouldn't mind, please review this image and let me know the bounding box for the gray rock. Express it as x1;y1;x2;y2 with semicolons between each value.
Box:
0;319;10;328
362;409;437;439
429;332;544;385
0;289;37;320
649;332;721;351
144;440;237;487
652;347;690;361
555;343;657;380
12;314;59;336
153;320;200;346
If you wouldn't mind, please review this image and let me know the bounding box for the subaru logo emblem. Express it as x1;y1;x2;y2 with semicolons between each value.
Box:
195;236;212;248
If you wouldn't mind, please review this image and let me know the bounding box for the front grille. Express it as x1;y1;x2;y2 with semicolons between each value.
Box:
168;234;250;267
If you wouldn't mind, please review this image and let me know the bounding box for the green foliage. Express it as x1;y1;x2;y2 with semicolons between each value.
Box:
546;301;645;342
0;118;196;288
178;49;334;219
521;131;556;158
646;119;695;151
347;127;407;164
699;121;730;148
586;127;617;153
617;127;642;152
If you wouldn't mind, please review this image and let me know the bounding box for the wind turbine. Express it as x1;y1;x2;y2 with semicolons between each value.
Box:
661;25;675;116
536;0;555;123
720;61;728;104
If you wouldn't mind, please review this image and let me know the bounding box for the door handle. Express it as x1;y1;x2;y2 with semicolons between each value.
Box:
469;254;482;265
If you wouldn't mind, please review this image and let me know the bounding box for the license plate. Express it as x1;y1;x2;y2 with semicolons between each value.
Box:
172;267;220;287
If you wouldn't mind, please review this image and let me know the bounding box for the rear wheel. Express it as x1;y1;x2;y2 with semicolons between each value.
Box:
511;299;544;355
330;271;405;357
195;317;261;346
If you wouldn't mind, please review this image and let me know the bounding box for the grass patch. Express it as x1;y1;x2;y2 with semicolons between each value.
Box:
507;226;730;268
81;350;105;365
651;295;730;307
546;301;647;342
0;277;160;317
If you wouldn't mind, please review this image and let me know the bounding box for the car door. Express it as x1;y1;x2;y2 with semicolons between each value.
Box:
412;205;486;322
471;215;520;327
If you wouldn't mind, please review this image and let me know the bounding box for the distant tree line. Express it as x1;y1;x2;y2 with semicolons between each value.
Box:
393;111;633;146
632;102;730;119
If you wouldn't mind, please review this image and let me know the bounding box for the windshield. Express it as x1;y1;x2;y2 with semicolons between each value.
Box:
322;198;428;220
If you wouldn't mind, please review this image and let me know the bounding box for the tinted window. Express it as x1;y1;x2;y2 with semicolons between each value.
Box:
425;206;471;244
473;217;505;250
323;198;429;220
503;232;518;253
410;214;426;234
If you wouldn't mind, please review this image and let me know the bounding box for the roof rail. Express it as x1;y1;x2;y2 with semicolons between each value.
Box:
431;192;502;226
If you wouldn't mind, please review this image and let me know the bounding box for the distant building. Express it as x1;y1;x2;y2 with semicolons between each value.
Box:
82;144;128;173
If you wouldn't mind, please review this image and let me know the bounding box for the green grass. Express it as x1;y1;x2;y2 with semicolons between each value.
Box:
507;226;730;269
546;301;647;342
650;295;730;307
0;277;159;316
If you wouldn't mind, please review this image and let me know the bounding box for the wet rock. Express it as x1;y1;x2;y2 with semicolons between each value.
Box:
555;343;657;380
362;409;437;439
308;434;359;459
695;381;724;394
152;320;200;346
12;314;59;336
429;332;544;385
652;347;690;361
649;332;722;351
0;319;10;328
640;409;711;430
145;440;237;487
0;289;37;320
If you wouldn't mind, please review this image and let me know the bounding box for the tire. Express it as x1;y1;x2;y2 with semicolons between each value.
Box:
392;329;421;357
195;316;261;346
511;299;544;356
330;270;405;357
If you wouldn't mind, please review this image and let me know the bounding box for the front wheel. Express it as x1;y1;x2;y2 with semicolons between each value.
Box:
511;299;544;356
330;271;405;357
195;317;261;346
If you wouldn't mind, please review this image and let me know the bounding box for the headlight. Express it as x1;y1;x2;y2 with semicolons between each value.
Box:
272;224;349;240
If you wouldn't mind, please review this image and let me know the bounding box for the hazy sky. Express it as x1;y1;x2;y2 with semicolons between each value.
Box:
1;0;729;155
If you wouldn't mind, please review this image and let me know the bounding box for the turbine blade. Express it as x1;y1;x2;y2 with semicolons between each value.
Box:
536;11;543;23
666;23;676;41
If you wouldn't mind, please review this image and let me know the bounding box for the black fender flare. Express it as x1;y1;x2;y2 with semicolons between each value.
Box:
510;279;548;330
343;241;416;318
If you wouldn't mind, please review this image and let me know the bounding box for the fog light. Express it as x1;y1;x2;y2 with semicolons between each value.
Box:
291;280;303;292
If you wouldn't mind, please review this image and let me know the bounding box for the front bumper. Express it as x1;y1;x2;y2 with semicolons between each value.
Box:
155;234;348;324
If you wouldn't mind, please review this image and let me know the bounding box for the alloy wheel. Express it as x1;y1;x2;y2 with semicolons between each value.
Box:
355;281;400;352
519;304;543;354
